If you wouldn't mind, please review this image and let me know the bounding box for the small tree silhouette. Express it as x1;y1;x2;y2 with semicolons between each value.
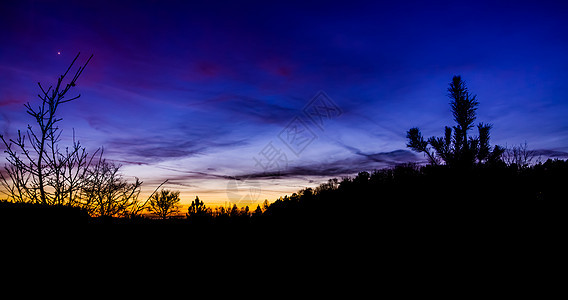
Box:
81;156;142;218
503;142;540;169
187;196;207;217
253;204;263;217
148;189;181;219
407;75;504;167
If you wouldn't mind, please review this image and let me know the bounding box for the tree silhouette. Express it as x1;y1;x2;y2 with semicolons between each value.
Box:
147;189;181;219
253;204;263;217
407;75;504;167
0;53;93;204
503;142;540;169
81;156;142;218
187;196;207;217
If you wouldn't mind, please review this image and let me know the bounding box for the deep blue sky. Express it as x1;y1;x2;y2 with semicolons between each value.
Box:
2;0;568;206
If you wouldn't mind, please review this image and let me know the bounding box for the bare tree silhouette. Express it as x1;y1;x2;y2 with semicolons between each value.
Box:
503;142;540;169
81;155;143;218
0;53;94;204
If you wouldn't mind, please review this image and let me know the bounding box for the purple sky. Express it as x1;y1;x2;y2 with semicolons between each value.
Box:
2;0;568;206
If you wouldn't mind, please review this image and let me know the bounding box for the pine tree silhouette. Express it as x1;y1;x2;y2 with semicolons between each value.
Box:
407;76;504;167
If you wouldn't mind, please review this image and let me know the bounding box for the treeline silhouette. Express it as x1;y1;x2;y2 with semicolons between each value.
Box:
264;159;566;226
2;159;566;225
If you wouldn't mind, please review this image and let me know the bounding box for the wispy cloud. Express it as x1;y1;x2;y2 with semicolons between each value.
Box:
105;135;248;164
227;149;419;181
533;149;568;159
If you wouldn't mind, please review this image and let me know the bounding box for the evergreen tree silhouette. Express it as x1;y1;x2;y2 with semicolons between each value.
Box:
407;75;504;167
187;196;207;217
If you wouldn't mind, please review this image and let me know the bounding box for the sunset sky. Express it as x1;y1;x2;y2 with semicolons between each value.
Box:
2;0;568;207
